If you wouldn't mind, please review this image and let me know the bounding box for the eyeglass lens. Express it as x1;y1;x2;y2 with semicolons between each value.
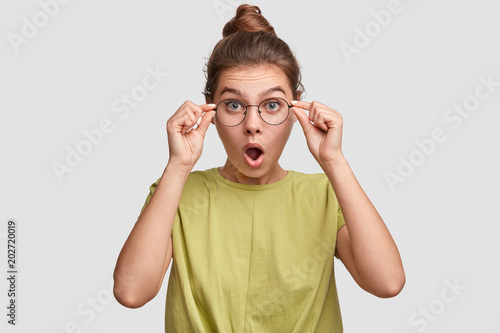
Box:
215;97;290;126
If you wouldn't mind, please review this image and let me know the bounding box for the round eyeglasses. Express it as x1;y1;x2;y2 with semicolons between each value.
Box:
213;97;292;127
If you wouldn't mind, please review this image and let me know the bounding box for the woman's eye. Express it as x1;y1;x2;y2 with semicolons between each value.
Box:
225;100;243;111
264;100;281;111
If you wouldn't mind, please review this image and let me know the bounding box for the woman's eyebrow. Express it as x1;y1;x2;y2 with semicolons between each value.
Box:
219;87;246;97
261;86;286;97
219;86;287;98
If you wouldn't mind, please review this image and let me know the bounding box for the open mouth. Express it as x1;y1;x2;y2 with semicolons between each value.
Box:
246;147;263;161
243;144;264;167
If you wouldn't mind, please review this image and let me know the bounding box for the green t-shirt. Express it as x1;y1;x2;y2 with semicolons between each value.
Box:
140;167;346;332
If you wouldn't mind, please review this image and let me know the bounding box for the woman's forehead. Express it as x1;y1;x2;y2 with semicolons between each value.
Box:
217;65;292;97
218;85;288;99
222;64;285;78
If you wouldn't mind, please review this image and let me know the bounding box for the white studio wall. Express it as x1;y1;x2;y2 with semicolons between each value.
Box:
1;0;499;332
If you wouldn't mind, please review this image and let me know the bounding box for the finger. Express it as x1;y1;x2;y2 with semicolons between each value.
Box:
312;112;329;131
291;100;312;110
200;103;217;111
182;117;201;134
196;110;215;136
181;103;216;134
187;102;216;119
307;102;330;132
181;117;196;134
292;107;313;134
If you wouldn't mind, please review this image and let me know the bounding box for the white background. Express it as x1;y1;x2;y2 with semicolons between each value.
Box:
1;0;499;332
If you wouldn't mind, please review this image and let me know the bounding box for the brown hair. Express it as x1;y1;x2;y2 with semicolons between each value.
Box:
203;4;305;102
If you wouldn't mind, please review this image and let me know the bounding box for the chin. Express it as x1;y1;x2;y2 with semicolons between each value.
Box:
241;162;279;180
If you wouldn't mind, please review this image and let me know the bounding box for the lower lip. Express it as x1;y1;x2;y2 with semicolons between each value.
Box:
244;151;264;167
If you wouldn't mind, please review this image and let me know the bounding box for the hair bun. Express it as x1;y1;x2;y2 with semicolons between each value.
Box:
222;4;276;38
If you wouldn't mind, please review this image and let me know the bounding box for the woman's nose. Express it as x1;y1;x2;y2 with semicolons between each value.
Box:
243;105;262;134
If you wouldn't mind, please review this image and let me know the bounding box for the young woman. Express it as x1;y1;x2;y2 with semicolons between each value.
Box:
113;4;405;332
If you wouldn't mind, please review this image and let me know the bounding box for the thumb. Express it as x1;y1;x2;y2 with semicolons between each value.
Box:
292;107;312;134
196;110;215;137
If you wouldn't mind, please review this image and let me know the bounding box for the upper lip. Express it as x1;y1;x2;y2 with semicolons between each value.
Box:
243;142;264;153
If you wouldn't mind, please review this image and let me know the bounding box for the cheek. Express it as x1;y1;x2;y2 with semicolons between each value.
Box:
276;122;295;145
280;118;295;135
267;127;292;152
216;126;240;150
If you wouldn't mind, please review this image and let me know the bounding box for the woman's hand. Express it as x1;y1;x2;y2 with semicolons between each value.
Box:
166;101;216;168
291;100;344;166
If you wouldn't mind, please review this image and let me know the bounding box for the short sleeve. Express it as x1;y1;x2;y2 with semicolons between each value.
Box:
334;204;346;260
138;177;161;218
336;204;346;233
327;181;346;259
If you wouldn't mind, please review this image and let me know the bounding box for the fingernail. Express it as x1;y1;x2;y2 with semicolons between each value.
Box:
208;103;216;107
291;100;298;104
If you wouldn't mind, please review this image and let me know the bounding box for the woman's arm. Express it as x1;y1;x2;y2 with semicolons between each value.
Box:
292;100;405;298
113;163;190;308
323;158;405;298
113;102;215;308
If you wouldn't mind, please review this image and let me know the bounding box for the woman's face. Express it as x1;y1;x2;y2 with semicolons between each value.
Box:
210;64;297;185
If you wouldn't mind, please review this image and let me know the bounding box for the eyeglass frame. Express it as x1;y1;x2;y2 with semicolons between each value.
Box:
213;97;293;127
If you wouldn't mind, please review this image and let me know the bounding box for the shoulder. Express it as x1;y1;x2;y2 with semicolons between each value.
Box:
184;168;217;187
291;170;328;182
146;168;217;193
179;168;219;199
289;171;339;204
289;171;331;191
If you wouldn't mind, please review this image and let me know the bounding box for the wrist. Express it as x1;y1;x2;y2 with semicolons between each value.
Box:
165;159;194;177
320;155;351;183
318;152;347;171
